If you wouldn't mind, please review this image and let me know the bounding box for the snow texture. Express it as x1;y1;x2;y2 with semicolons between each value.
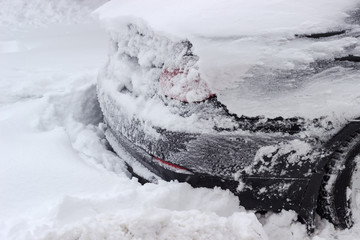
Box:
95;0;360;121
97;21;242;134
0;0;108;28
1;1;360;240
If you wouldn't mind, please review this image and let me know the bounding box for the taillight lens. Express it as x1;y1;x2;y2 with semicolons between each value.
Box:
152;155;193;174
159;67;214;103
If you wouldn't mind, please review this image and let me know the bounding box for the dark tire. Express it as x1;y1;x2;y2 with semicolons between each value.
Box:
318;120;360;228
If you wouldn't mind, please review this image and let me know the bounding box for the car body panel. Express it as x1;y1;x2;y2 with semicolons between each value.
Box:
95;1;360;232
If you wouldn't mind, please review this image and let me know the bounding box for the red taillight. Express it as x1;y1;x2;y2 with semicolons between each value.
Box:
152;155;187;170
159;68;214;103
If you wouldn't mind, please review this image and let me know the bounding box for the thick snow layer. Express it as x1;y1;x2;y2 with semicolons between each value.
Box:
95;0;356;37
95;0;360;120
2;1;360;240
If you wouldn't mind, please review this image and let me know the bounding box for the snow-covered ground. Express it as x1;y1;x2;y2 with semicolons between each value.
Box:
1;1;360;239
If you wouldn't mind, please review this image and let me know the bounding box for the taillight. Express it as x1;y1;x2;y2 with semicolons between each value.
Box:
152;155;193;174
159;67;214;103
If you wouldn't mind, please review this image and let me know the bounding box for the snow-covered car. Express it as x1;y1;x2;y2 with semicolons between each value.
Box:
95;0;360;232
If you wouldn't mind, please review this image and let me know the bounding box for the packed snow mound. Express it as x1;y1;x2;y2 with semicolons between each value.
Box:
0;0;108;28
43;181;261;240
41;209;266;240
39;83;128;175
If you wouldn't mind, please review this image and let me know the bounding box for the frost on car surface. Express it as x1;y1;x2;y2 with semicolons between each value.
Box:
94;0;360;233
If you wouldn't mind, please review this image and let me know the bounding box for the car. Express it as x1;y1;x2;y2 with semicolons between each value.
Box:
95;0;360;233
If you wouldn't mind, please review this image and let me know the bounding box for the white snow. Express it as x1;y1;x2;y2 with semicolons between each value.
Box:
2;1;360;240
95;0;360;121
0;0;108;28
95;0;356;37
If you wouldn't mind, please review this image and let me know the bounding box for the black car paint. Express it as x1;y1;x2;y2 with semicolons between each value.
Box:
98;21;360;233
100;91;359;233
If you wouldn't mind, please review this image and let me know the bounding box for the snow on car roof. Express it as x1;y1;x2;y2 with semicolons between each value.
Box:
94;0;360;121
94;0;356;37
